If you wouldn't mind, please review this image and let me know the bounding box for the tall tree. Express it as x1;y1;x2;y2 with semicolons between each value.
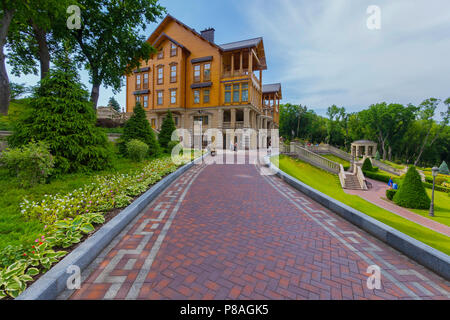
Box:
66;0;165;108
414;98;450;166
108;96;121;112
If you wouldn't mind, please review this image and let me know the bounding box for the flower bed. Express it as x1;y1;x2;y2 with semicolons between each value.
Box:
0;155;189;299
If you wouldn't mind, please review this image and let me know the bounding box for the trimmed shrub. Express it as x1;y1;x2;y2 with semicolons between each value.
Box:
375;151;380;160
126;139;148;162
386;189;397;201
393;166;430;209
362;158;374;172
118;103;160;156
362;170;390;183
0;140;54;187
167;140;181;155
8;60;112;173
423;182;450;193
158;110;177;152
439;161;449;175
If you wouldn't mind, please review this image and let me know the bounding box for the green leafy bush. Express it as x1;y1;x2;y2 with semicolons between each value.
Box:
423;182;449;193
439;161;449;175
8;61;112;173
0;140;54;187
386;189;397;201
158;110;177;152
393;166;430;209
0;260;38;299
362;158;374;172
167;140;181;155
126;139;148;162
118;103;160;156
362;170;390;183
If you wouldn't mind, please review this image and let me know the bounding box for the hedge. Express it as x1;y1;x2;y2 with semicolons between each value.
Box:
423;182;450;193
386;189;397;200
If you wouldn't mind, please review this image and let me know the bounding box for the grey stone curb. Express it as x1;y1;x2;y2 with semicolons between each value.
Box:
265;155;450;280
16;153;208;300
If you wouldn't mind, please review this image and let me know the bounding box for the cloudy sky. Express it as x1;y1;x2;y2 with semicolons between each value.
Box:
7;0;450;116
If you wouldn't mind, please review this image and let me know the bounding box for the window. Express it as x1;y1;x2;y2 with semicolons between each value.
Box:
203;89;210;104
241;83;248;102
193;90;200;104
203;63;211;81
151;119;156;128
136;74;141;89
170;43;177;57
157;48;163;59
193;64;201;82
232;84;240;102
157;91;163;105
143;73;149;89
157;66;163;85
174;116;178;126
225;85;231;103
170;89;176;104
194;115;208;125
143;95;148;108
135;95;141;105
170;65;177;83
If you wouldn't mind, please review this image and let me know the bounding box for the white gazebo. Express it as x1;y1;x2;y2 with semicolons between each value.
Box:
351;140;377;158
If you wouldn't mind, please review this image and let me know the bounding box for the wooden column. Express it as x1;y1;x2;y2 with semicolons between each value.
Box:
231;53;234;77
244;108;250;128
231;108;236;129
239;51;243;75
248;50;253;73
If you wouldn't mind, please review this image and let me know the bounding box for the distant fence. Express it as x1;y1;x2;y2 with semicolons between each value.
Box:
288;142;340;174
371;158;403;176
305;144;352;161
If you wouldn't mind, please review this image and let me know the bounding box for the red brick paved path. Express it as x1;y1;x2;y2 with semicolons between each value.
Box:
62;159;450;300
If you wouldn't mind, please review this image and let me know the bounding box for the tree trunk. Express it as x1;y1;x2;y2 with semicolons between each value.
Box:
31;22;50;80
414;128;431;166
90;83;100;109
0;9;15;115
388;145;392;161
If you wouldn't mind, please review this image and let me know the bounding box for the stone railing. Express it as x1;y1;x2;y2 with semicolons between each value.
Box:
371;158;402;176
338;164;346;189
355;165;368;190
305;144;351;161
290;142;340;174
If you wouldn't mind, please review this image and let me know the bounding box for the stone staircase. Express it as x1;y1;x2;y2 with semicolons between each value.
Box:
344;173;364;190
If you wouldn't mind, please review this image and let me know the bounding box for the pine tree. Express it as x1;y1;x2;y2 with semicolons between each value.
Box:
375;150;381;161
439;161;449;175
108;97;121;112
8;57;112;173
158;110;177;152
118;103;160;156
393;166;430;209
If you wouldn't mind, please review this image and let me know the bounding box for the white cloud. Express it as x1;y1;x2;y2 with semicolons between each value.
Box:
242;0;450;115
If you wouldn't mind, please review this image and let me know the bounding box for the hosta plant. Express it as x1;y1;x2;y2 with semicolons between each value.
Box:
0;260;39;299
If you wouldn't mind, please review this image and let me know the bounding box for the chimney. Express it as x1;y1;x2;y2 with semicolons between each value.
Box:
200;28;215;43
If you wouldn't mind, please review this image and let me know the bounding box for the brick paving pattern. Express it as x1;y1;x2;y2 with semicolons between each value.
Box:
63;158;450;300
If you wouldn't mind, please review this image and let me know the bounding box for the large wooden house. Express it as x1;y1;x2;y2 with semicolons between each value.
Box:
126;14;282;149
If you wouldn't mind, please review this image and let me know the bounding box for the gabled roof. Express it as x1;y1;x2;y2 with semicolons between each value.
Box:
262;83;282;99
146;14;221;51
152;32;191;55
219;37;263;51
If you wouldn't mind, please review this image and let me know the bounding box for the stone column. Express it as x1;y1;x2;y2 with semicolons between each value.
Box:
244;108;250;128
217;109;223;129
231;108;236;129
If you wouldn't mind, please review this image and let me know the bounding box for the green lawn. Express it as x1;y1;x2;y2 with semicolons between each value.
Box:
321;154;350;170
379;159;405;170
274;155;450;255
410;189;450;227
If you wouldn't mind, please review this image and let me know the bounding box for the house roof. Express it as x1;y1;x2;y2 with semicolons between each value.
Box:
219;37;263;51
152;32;191;54
262;83;282;99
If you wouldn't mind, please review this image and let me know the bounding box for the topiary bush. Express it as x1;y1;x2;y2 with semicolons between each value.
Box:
118;103;160;157
375;150;380;160
393;166;430;209
158;110;177;152
0;140;54;187
8;59;112;173
439;161;449;175
386;189;397;201
362;157;374;172
126;139;148;162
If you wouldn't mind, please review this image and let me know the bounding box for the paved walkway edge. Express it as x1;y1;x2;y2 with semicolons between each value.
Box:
265;156;450;280
16;154;208;300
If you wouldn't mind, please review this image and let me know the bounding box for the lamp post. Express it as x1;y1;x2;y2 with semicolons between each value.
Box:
429;166;439;217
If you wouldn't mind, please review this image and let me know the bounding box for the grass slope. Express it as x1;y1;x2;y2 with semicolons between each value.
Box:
321;154;350;169
274;155;450;255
